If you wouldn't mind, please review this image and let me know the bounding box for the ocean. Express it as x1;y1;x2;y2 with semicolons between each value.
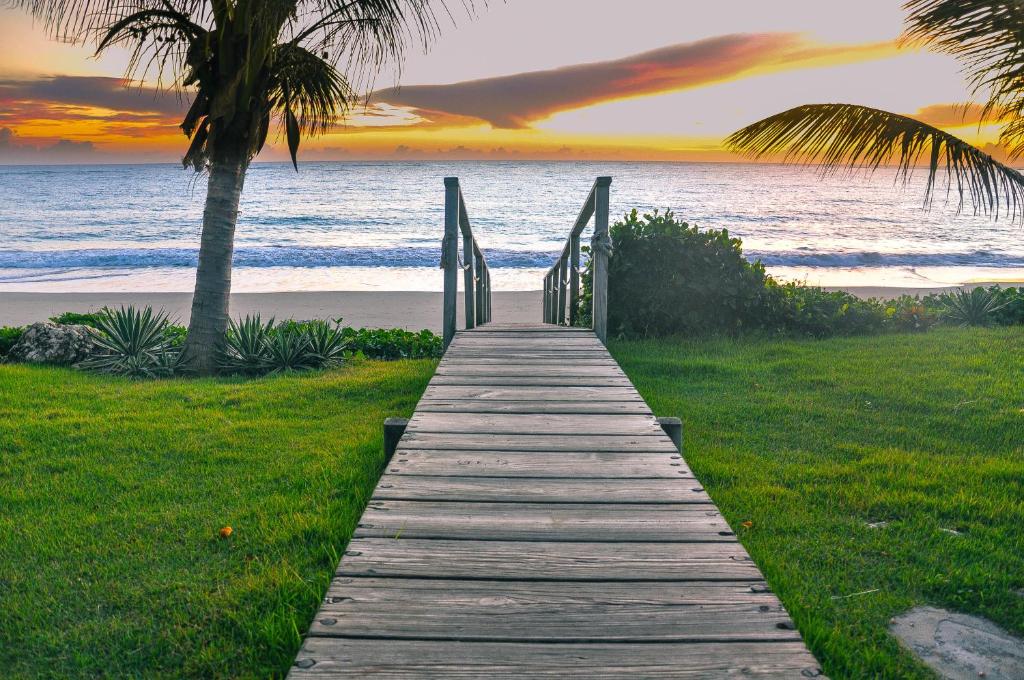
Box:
2;160;1023;292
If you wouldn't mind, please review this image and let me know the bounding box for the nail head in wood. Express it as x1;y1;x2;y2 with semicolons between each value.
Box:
657;416;683;452
383;417;409;462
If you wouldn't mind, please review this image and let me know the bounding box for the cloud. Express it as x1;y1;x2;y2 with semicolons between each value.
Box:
0;75;186;118
912;103;991;129
370;33;892;129
0;126;99;162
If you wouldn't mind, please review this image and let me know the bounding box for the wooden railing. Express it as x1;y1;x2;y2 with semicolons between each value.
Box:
543;176;612;343
442;177;492;348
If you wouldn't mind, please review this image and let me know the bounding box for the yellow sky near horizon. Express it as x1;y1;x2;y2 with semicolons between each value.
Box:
0;1;1003;163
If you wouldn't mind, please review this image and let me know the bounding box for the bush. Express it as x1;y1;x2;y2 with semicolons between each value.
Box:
339;326;443;360
76;306;183;378
581;209;777;336
49;311;105;327
580;209;1024;339
0;326;24;358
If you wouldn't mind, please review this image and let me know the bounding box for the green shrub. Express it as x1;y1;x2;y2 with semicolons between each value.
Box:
938;287;1009;326
218;317;352;376
581;209;777;336
339;326;443;359
990;286;1024;325
77;306;182;378
218;315;276;375
49;310;105;327
771;283;887;338
0;326;24;358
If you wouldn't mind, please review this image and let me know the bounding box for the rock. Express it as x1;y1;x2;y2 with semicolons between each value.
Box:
9;322;97;365
890;606;1024;680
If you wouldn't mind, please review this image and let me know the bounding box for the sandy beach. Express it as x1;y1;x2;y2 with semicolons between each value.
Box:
1;283;1010;329
0;291;543;330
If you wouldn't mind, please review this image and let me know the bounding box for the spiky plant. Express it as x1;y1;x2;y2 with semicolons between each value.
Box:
941;287;1008;326
305;320;349;368
263;325;316;374
77;306;180;377
726;0;1024;220
218;314;274;375
12;0;479;374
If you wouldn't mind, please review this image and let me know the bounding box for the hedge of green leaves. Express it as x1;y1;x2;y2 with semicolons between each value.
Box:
580;209;1024;339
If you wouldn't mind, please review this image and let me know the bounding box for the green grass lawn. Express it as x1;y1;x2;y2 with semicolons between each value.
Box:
611;327;1024;680
0;360;435;679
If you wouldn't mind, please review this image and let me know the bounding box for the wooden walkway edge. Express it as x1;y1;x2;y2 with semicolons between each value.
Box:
289;324;824;678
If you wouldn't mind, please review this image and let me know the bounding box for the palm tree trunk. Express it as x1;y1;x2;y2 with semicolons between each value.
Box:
183;154;248;374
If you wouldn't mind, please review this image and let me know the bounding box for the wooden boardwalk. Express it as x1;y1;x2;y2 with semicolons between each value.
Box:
289;324;823;678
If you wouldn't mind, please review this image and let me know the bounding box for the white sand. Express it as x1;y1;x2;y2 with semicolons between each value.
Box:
0;291;542;330
0;283;1009;329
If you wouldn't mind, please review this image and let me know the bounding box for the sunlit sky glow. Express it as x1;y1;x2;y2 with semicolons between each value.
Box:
0;0;1002;163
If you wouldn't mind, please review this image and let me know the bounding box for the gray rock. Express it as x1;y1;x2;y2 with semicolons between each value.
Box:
891;606;1024;679
9;322;97;365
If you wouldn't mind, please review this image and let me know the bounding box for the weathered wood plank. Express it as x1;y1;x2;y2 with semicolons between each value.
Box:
435;365;626;377
291;638;825;679
429;375;633;386
406;413;661;435
371;476;712;503
399;432;678;452
354;501;733;542
438;357;619;366
416;400;653;414
421;385;645;401
309;579;797;642
337;539;757;581
385;449;692;479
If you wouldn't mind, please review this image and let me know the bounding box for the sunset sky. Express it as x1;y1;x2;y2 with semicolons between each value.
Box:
0;0;1002;164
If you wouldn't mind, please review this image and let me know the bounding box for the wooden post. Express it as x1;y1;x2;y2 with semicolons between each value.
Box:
463;230;475;330
475;251;484;325
557;255;567;326
383;417;408;462
486;268;491;322
569;233;580;327
657;417;683;453
443;178;460;348
592;176;612;343
543;273;550;323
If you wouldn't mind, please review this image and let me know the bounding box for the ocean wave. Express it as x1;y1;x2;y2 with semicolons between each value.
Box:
2;246;1023;271
749;250;1024;268
0;246;556;269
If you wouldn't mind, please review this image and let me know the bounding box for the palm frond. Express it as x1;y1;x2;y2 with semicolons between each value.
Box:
902;1;1024;157
726;103;1024;221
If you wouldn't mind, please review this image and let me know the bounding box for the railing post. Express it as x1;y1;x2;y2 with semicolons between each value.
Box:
592;177;612;343
543;272;550;323
475;251;484;325
463;226;475;330
557;255;568;325
569;233;580;327
443;177;460;348
486;268;491;322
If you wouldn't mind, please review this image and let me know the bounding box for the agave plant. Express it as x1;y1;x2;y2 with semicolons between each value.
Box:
264;326;317;374
942;287;1008;326
218;315;275;375
77;306;180;377
305;320;349;369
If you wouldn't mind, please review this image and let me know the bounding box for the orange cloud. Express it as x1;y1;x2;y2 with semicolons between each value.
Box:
370;33;894;129
912;103;991;128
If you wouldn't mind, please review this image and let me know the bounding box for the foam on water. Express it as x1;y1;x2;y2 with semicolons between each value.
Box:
1;160;1022;291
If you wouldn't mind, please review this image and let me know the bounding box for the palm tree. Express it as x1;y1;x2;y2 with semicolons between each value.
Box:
15;0;472;373
726;0;1024;222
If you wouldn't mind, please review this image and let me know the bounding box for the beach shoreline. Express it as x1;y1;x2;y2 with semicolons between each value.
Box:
0;283;1013;330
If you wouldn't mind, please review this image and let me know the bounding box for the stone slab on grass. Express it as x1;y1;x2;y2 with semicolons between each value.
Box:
891;606;1024;679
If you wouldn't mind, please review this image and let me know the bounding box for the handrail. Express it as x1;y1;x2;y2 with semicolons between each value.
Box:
543;176;611;343
443;177;492;348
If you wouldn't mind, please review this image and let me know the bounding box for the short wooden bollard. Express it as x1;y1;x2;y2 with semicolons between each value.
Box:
657;417;683;453
383;417;409;462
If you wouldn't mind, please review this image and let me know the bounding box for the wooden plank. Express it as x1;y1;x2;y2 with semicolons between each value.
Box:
309;579;797;642
291;638;825;679
385;449;692;479
371;476;712;503
435;365;626;377
438;357;619;366
337;539;757;581
429;375;633;386
416;400;653;414
399;432;678;452
406;413;661;435
421;385;645;401
354;501;733;542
